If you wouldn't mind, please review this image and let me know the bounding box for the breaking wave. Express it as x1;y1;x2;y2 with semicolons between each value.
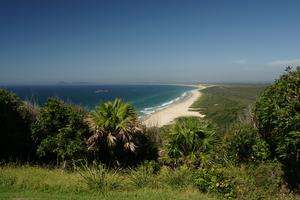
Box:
139;91;190;116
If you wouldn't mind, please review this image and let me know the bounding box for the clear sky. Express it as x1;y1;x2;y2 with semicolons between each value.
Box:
1;0;300;84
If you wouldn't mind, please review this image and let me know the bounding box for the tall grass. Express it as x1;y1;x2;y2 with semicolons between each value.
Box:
0;163;298;200
0;164;215;200
0;164;87;193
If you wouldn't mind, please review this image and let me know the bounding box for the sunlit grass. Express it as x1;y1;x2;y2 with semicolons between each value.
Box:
0;165;216;200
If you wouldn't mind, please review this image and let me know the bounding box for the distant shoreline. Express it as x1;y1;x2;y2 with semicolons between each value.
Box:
142;84;206;127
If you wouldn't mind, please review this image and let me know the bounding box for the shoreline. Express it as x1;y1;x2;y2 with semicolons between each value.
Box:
142;84;205;127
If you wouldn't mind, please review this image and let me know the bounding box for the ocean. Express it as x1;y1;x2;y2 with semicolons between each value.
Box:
2;85;194;116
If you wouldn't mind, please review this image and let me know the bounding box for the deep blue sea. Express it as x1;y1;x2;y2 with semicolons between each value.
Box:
2;85;194;116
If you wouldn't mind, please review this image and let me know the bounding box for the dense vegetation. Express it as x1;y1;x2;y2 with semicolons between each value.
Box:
0;67;300;199
32;98;90;166
254;67;300;189
0;89;38;162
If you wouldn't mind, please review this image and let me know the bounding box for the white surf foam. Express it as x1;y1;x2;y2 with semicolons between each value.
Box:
139;91;189;117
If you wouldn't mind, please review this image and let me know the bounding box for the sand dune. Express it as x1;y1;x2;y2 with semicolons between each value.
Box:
143;85;205;127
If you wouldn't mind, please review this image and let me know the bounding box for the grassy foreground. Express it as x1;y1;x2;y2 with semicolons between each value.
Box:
0;165;216;200
0;189;213;200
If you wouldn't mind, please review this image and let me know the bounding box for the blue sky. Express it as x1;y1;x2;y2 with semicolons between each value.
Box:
1;0;300;84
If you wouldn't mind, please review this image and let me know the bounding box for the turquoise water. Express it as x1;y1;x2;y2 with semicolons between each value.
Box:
3;85;194;116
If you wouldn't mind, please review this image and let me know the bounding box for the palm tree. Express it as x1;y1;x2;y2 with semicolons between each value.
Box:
86;99;143;165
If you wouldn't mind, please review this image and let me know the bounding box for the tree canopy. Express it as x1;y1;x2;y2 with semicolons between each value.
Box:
254;66;300;188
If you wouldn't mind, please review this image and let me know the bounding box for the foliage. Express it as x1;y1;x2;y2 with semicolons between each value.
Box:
32;98;90;165
130;126;161;166
224;162;286;200
254;67;300;189
276;131;300;190
86;99;156;166
164;117;215;167
193;165;235;198
193;162;286;199
0;89;38;162
222;124;270;164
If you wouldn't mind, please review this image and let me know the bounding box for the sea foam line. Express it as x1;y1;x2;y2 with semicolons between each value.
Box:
139;91;190;117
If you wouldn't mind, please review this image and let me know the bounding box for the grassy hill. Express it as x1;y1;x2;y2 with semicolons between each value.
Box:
190;84;267;133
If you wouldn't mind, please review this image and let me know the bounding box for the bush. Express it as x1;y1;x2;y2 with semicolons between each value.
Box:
254;67;300;189
32;98;90;165
276;131;300;189
132;126;161;165
0;89;38;162
223;124;270;164
193;165;235;198
194;162;285;199
164;117;215;167
225;162;285;199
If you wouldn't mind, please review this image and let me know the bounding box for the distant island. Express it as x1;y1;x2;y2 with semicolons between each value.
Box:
95;89;109;93
56;81;90;85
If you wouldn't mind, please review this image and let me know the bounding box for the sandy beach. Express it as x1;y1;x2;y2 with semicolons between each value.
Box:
143;84;205;127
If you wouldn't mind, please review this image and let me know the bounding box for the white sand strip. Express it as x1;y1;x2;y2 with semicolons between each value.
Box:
143;85;205;127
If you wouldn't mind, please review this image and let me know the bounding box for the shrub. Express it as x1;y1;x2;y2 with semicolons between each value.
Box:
0;89;38;162
223;124;270;164
164;117;215;167
193;165;235;198
194;162;285;199
225;162;285;199
32;98;90;165
276;131;300;189
254;67;300;189
132;126;161;165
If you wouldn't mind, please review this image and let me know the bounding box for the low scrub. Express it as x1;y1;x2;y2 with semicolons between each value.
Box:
226;162;287;199
193;165;235;198
222;124;270;164
193;162;289;199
